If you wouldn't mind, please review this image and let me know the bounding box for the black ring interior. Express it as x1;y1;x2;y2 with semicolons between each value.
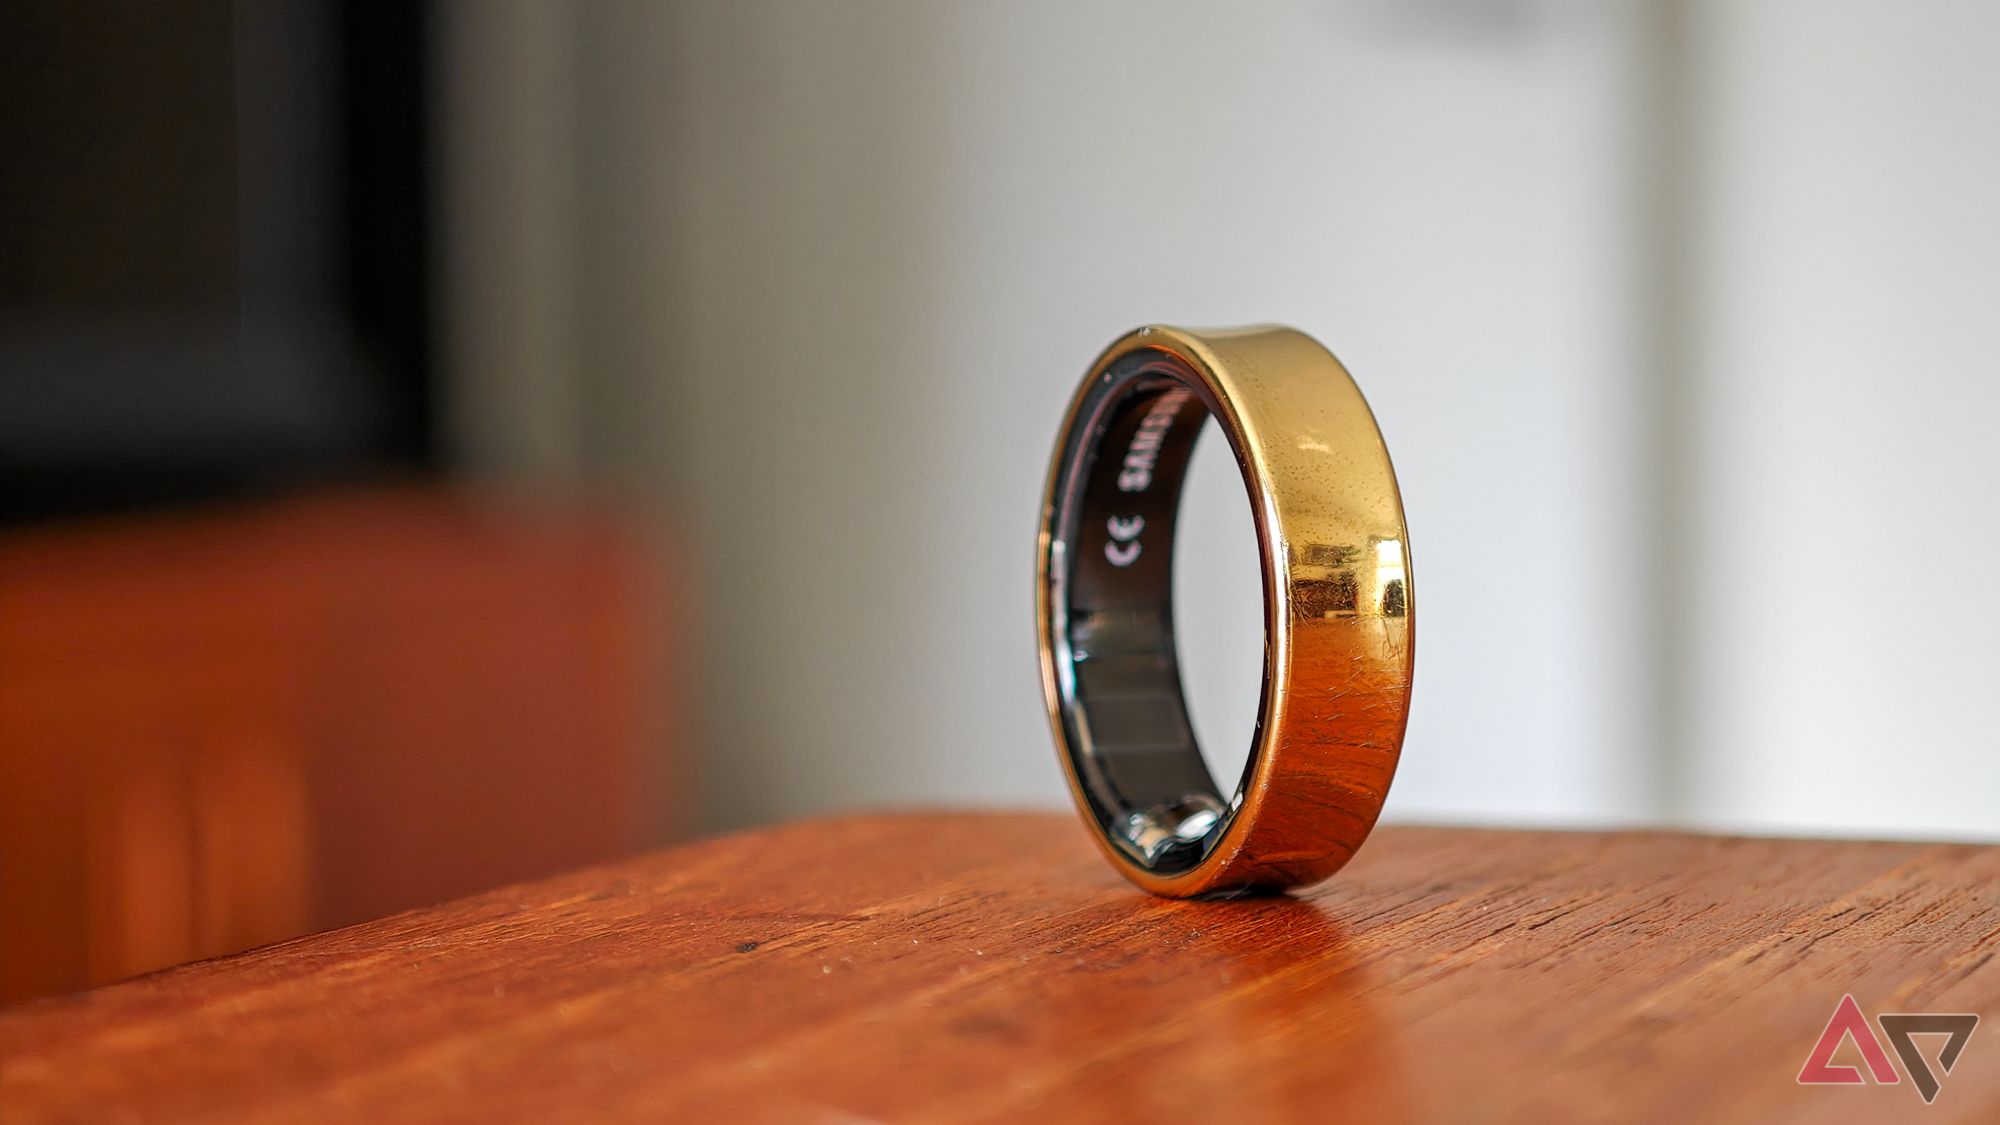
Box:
1050;355;1252;874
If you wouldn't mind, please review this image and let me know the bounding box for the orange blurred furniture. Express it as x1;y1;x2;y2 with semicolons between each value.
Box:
0;489;668;1005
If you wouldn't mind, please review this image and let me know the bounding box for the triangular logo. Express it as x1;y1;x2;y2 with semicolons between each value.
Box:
1878;1013;1980;1105
1797;994;1900;1086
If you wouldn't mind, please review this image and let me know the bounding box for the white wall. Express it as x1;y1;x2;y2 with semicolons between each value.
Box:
441;0;2000;839
1680;0;2000;839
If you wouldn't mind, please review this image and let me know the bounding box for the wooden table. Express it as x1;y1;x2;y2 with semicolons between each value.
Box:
3;813;1996;1123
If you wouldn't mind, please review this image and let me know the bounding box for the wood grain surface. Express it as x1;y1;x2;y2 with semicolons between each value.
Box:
2;813;1997;1123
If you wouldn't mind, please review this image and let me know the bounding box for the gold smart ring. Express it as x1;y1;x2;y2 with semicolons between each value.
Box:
1037;324;1414;897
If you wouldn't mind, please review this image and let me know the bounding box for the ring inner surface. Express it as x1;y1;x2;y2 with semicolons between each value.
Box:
1054;359;1249;874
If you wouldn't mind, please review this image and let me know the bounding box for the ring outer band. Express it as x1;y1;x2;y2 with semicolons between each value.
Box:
1036;324;1415;898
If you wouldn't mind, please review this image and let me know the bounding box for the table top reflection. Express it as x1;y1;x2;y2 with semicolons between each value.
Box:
2;811;1996;1123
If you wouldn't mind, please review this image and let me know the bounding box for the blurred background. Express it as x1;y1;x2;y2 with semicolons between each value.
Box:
3;0;1996;1002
